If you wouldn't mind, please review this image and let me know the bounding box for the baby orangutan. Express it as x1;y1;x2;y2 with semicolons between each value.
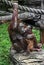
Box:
25;34;41;53
21;25;42;53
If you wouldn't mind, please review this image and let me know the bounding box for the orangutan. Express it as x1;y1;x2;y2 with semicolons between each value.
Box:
8;3;41;53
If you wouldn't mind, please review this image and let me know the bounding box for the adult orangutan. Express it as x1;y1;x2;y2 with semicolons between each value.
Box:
8;3;41;53
8;3;27;52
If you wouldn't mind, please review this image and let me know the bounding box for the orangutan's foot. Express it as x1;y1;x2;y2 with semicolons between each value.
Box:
33;48;42;52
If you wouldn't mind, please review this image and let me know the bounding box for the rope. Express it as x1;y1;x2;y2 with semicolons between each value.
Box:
0;12;40;21
0;0;44;14
18;5;44;14
0;0;13;7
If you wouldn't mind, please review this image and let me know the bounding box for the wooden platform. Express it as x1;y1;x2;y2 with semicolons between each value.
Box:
10;48;44;65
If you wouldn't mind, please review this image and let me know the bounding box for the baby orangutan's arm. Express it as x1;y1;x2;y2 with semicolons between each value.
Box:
25;39;34;52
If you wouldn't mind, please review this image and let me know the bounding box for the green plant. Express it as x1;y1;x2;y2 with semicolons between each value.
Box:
0;23;11;65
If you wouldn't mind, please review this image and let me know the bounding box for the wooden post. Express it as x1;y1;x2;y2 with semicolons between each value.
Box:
40;30;44;44
40;0;44;44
